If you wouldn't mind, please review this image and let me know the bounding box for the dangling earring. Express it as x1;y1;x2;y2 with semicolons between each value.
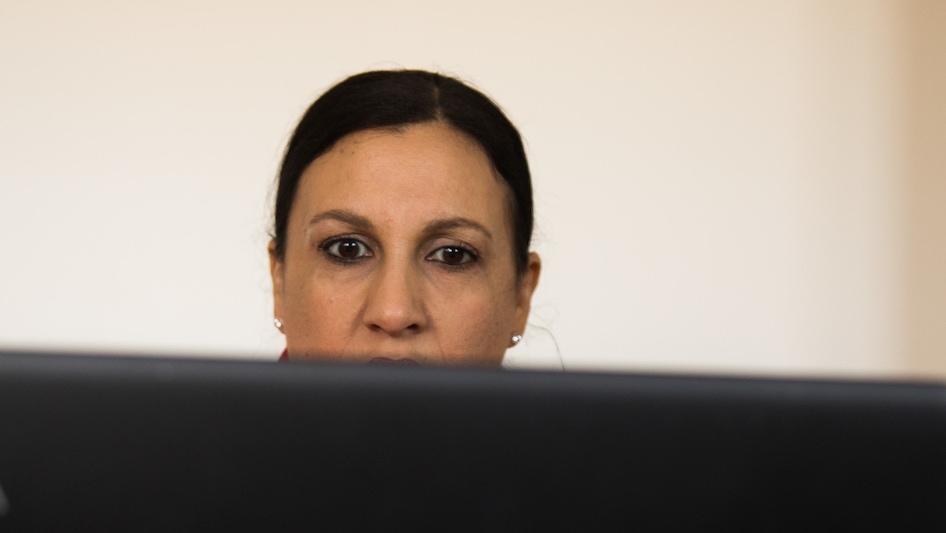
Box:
273;317;284;331
510;333;523;346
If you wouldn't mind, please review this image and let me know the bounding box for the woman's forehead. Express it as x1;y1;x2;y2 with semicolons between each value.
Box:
292;123;512;236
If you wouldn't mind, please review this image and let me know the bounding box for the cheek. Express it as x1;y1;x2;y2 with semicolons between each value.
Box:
284;273;363;351
430;280;517;356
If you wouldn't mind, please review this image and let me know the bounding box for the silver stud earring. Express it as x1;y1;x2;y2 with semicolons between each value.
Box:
273;317;284;331
511;334;523;346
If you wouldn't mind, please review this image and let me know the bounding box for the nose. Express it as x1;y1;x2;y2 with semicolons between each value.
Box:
362;260;426;337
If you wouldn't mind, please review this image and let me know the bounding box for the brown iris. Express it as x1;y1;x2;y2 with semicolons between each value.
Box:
337;240;361;259
440;246;465;265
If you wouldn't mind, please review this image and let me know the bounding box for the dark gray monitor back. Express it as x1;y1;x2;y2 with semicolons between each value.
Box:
0;351;944;531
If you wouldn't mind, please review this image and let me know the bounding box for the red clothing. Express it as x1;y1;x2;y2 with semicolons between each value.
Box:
279;349;288;361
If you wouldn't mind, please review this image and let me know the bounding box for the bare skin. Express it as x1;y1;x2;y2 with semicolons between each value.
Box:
269;122;540;366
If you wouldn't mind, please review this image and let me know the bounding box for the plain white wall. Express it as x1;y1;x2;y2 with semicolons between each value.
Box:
0;0;941;377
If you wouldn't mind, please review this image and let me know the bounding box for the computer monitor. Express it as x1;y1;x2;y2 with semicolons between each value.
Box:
0;351;943;531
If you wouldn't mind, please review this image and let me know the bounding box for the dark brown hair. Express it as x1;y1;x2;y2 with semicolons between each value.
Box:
272;70;533;274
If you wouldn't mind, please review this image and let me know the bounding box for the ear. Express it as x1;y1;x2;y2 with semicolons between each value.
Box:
511;252;541;343
268;240;285;322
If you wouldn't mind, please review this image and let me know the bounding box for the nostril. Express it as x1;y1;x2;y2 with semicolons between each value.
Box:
367;322;421;335
363;277;426;334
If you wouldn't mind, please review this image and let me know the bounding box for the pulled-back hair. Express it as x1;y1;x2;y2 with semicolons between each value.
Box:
272;70;533;275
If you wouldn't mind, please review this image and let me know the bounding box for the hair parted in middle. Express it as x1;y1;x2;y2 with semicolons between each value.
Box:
272;69;534;275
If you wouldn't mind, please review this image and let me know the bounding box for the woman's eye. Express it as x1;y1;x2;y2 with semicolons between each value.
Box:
322;239;371;261
428;246;476;266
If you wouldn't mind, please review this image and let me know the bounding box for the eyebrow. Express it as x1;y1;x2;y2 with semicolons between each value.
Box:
307;209;375;231
424;217;493;241
307;211;493;241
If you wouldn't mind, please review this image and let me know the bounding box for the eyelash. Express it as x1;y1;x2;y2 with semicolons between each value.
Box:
318;235;373;264
317;236;479;269
426;244;479;269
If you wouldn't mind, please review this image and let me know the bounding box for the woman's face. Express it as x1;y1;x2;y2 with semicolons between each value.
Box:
270;122;540;366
